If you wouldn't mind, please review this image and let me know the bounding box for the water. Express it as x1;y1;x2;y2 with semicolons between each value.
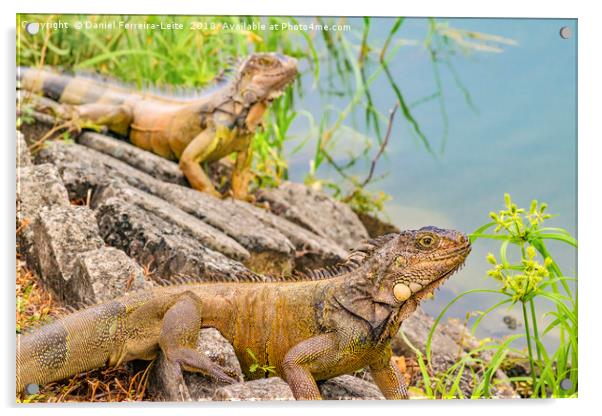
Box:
282;17;577;348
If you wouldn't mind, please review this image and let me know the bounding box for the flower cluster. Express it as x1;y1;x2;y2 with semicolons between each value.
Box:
488;193;552;241
486;247;552;302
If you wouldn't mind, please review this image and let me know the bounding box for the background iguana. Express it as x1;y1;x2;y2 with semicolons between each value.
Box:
18;53;298;200
16;226;470;400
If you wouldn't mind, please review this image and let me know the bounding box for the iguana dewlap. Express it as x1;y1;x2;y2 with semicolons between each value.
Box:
16;227;471;400
18;53;298;200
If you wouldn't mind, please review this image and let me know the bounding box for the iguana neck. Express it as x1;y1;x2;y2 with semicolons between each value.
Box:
327;249;425;344
189;81;266;131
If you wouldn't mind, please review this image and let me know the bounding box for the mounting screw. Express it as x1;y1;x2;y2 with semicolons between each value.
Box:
25;383;40;395
25;22;40;35
559;26;571;39
559;378;573;391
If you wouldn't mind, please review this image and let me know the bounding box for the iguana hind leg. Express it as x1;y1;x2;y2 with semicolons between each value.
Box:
58;102;133;136
158;291;239;384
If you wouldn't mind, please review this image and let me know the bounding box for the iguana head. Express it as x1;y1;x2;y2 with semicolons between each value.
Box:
234;52;298;106
375;226;471;304
332;226;470;339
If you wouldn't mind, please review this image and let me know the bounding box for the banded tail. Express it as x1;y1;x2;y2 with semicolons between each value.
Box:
18;66;232;107
18;66;135;106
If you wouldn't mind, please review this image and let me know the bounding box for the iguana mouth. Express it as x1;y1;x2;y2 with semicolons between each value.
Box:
414;244;471;301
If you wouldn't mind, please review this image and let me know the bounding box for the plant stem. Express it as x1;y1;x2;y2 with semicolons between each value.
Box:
522;301;538;397
529;298;544;397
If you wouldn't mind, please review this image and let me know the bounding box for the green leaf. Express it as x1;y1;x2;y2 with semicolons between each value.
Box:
246;347;257;361
469;221;496;242
537;292;577;326
535;232;577;247
468;233;511;241
470;298;513;335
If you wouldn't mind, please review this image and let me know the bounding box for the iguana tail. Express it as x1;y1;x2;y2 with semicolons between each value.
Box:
16;300;127;393
17;66;133;106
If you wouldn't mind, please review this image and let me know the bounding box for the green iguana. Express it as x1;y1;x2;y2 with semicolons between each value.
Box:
18;53;298;200
16;227;470;400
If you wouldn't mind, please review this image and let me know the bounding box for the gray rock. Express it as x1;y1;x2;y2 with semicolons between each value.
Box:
228;198;348;271
184;328;244;401
16;130;31;167
92;179;250;262
319;375;384;400
69;247;153;304
94;196;260;283
32;206;105;303
257;181;369;250
16;163;70;272
37;142;300;275
395;307;463;367
77;132;188;186
212;377;294;401
16;163;71;223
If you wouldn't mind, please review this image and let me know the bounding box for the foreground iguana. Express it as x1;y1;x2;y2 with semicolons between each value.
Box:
18;53;297;200
16;227;470;400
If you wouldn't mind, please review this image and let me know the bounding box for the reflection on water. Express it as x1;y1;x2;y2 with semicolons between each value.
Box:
284;17;577;348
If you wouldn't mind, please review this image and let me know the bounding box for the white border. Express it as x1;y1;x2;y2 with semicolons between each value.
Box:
2;1;600;416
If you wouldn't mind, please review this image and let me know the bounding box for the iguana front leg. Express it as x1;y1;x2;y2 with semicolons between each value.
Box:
281;333;341;400
179;128;222;198
368;345;409;399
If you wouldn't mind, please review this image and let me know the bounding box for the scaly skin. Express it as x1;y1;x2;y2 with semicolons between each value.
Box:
18;53;298;200
16;226;471;400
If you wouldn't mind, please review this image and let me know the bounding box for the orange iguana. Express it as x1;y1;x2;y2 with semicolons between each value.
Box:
16;227;471;400
18;53;298;200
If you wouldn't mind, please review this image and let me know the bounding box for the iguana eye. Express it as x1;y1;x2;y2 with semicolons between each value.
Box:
259;57;273;66
417;234;436;248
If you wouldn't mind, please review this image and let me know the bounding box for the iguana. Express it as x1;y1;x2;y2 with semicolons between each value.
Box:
16;226;470;400
17;53;298;200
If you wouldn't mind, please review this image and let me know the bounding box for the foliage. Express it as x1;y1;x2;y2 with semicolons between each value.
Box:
413;194;577;398
245;348;277;377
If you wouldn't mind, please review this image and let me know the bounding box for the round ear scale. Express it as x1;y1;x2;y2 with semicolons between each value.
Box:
242;90;258;105
393;283;412;302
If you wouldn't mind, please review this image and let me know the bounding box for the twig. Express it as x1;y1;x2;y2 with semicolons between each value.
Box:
342;102;399;202
38;27;51;69
27;121;73;152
